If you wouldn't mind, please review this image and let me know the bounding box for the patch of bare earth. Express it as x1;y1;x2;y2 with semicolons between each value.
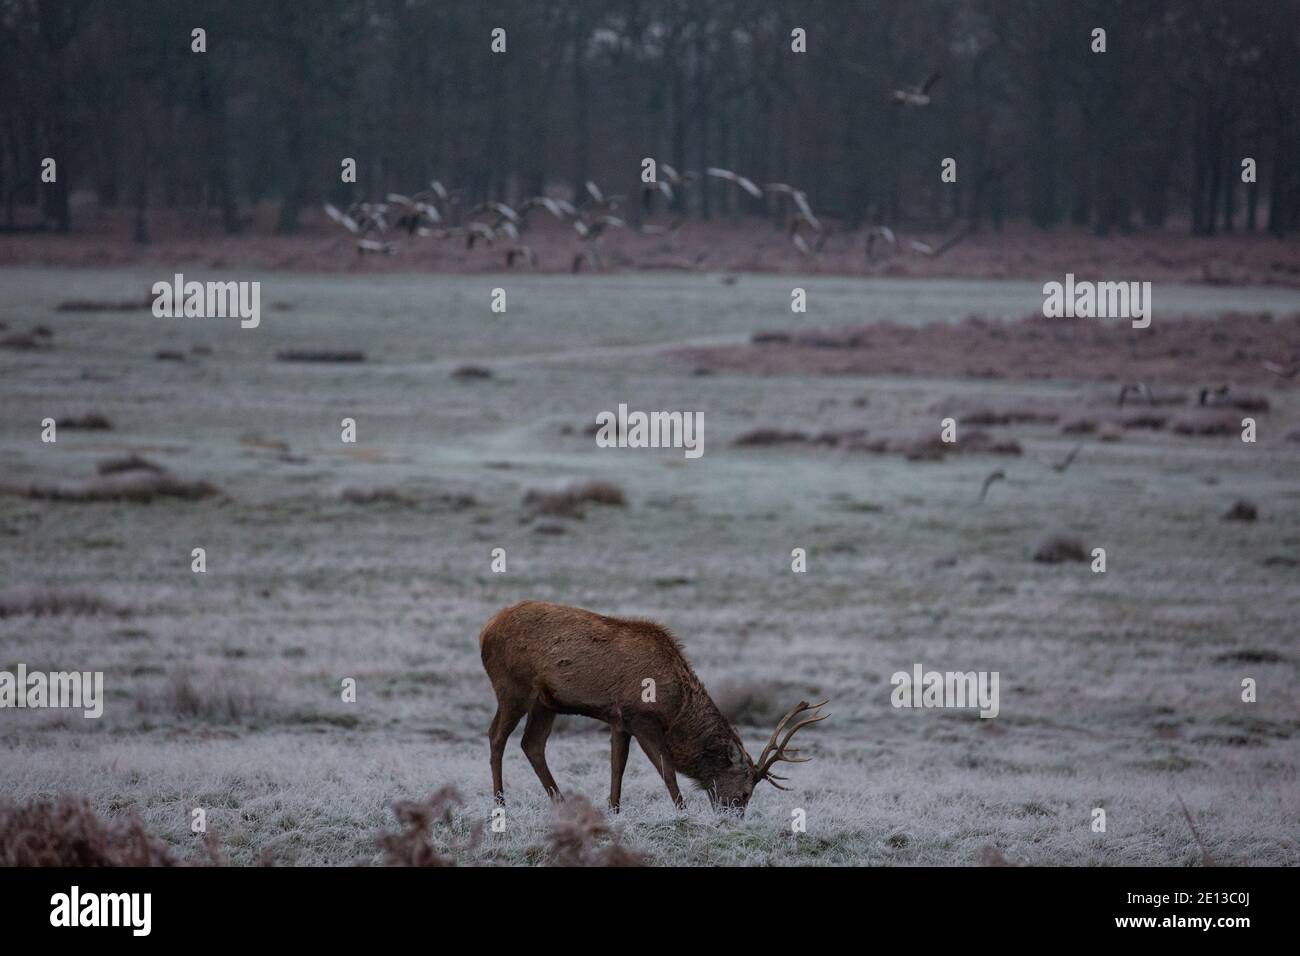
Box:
676;311;1300;388
3;207;1300;286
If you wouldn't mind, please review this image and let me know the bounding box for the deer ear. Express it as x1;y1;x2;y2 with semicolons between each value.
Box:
728;740;746;766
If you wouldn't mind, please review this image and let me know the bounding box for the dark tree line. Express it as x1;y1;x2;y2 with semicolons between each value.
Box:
2;0;1298;238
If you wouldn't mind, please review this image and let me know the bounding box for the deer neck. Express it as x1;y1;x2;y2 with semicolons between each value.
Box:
666;687;744;783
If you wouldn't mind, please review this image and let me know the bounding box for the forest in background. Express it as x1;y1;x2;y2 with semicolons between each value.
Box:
3;0;1299;240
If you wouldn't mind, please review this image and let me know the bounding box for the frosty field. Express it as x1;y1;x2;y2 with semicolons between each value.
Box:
1;267;1298;866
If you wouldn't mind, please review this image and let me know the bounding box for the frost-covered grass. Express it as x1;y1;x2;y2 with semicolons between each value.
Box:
1;268;1297;865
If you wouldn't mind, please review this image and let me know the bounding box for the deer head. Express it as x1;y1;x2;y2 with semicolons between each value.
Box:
708;700;829;815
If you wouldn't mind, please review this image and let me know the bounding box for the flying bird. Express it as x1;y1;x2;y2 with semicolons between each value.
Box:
865;225;898;261
788;212;825;257
385;193;441;233
642;178;674;210
583;181;624;213
1198;385;1231;407
573;215;625;241
765;183;820;232
978;469;1006;502
647;164;698;216
1261;360;1298;379
906;223;974;258
891;72;942;107
660;163;695;186
355;238;394;255
471;201;520;225
569;214;626;272
706;167;763;199
467;202;520;243
323;203;360;235
520;196;577;224
1050;443;1083;474
326;204;397;254
1117;382;1154;407
464;221;497;248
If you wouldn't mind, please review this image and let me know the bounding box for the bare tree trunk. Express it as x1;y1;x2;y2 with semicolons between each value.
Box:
571;33;590;200
132;120;149;245
670;55;686;213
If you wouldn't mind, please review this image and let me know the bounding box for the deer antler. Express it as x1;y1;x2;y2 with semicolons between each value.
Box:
755;700;829;785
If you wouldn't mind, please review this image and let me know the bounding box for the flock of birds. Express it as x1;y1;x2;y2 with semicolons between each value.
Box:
321;72;966;270
323;169;966;270
325;181;620;270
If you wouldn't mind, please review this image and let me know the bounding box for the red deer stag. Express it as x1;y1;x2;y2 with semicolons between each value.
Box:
479;601;828;814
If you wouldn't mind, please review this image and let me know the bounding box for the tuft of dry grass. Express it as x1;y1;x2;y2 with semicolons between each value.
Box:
524;480;627;518
733;428;868;449
340;486;476;510
544;795;647;867
1120;411;1168;430
1222;499;1258;522
1176;794;1218;867
732;428;812;447
1213;647;1284;664
901;433;947;461
96;454;165;476
0;330;53;350
1171;412;1239;436
1032;534;1088;563
975;844;1021;867
959;430;1023;456
377;786;478;867
0;586;126;619
3;471;219;503
274;349;366;363
959;405;1059;426
55;296;151;312
0;796;178;866
678;310;1300;389
341;486;414;506
839;428;1020;461
135;670;261;724
1212;391;1270;412
59;412;113;430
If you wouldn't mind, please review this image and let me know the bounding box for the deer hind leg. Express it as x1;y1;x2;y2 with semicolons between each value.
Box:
520;702;562;800
488;697;526;805
609;728;632;812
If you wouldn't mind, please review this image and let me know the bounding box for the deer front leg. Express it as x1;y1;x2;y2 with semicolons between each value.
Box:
609;728;631;812
634;727;684;810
